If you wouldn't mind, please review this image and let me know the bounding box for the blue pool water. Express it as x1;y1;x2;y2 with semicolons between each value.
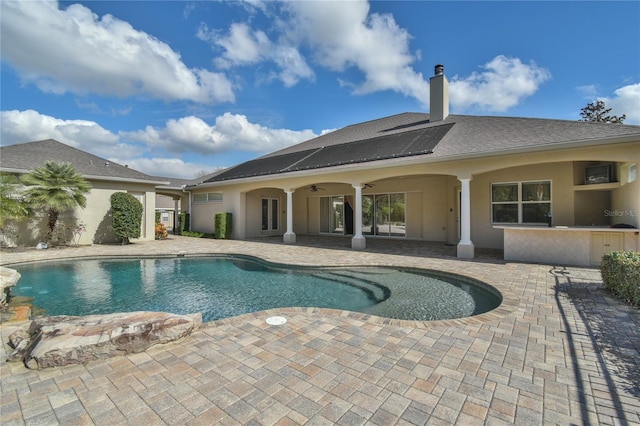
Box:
12;256;501;322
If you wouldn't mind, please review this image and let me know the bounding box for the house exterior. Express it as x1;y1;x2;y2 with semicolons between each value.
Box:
0;139;170;246
184;65;640;266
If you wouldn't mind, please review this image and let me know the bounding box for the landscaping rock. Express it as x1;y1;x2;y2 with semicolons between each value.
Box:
16;311;202;369
0;267;21;306
6;328;30;362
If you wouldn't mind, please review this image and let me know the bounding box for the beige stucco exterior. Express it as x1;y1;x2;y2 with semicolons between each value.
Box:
4;179;159;247
185;139;640;258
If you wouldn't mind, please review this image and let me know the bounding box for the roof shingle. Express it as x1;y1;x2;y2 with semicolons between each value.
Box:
0;139;166;183
202;113;640;184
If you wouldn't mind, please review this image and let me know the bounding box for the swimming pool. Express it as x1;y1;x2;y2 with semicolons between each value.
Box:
12;256;501;322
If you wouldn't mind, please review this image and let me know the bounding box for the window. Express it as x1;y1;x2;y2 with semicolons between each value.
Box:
193;192;223;202
492;181;551;224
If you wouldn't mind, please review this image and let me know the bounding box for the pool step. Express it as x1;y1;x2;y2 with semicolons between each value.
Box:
311;270;391;303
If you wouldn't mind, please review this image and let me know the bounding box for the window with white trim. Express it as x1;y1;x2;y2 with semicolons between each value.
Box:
491;180;551;224
193;192;223;202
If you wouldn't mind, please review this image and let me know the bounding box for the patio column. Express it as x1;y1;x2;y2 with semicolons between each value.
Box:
457;177;475;259
351;184;366;249
283;189;296;244
173;198;180;234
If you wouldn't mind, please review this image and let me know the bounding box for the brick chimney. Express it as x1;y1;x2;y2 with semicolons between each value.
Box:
429;64;449;122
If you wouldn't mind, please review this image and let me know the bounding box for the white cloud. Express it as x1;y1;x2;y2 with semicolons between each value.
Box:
0;0;234;104
203;0;426;101
213;2;550;111
1;108;319;180
577;85;598;98
600;83;640;125
0;109;142;160
109;157;217;180
124;112;318;155
282;1;429;103
448;56;551;112
199;22;314;87
2;109;318;167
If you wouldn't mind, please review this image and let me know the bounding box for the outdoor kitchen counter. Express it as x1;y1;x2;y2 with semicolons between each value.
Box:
494;225;639;266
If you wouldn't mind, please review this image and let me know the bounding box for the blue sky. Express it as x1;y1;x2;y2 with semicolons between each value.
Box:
1;1;639;179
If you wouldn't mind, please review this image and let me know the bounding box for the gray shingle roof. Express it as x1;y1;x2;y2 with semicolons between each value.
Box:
0;139;166;183
202;113;640;184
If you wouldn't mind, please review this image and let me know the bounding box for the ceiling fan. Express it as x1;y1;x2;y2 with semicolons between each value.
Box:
305;184;325;192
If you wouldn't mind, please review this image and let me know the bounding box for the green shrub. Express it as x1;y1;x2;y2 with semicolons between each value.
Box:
110;192;143;245
600;251;640;307
214;212;233;239
177;212;190;235
180;230;205;238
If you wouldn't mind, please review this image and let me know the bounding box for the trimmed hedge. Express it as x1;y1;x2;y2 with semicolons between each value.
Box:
214;212;233;239
600;251;640;307
181;230;205;238
177;212;190;235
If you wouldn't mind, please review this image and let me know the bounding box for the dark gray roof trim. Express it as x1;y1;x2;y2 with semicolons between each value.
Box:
205;123;453;182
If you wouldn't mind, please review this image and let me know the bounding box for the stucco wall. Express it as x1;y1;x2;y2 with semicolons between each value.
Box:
78;181;157;244
4;180;158;247
611;165;640;228
471;162;575;250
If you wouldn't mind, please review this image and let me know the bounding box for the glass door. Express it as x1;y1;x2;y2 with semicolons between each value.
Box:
319;196;344;234
261;198;279;232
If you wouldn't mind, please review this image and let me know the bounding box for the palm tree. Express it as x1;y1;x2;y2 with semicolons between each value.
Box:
21;162;91;243
0;172;30;228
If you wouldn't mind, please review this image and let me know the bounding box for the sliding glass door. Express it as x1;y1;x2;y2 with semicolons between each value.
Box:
319;192;405;237
319;196;344;234
362;193;405;237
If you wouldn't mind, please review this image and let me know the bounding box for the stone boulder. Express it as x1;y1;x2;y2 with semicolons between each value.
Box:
9;311;202;369
0;266;21;305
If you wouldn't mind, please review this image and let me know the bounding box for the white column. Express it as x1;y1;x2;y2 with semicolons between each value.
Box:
173;198;180;234
283;189;296;244
457;177;474;259
351;184;366;249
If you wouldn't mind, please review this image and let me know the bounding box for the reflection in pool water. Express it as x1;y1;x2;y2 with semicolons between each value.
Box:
13;256;501;322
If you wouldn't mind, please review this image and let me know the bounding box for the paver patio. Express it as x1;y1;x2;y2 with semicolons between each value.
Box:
1;236;638;425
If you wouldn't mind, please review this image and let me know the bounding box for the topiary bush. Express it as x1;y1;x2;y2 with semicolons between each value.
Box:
600;251;640;307
214;212;232;239
111;192;143;245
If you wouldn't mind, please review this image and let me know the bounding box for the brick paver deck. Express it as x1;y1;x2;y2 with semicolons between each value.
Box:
1;236;638;425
